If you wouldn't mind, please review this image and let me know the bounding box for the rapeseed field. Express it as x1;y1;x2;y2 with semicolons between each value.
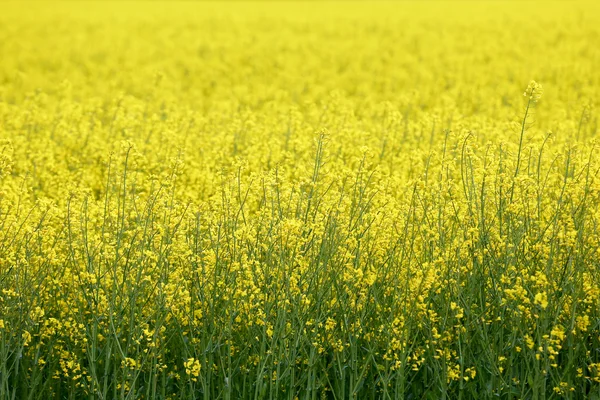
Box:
1;1;600;399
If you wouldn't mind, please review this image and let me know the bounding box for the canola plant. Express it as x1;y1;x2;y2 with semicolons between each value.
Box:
1;1;600;399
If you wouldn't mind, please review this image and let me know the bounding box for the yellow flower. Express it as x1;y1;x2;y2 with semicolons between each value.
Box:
524;80;544;102
22;331;32;346
122;358;137;369
534;292;548;309
184;358;201;380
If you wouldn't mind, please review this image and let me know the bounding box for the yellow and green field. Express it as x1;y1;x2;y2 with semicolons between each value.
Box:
1;1;600;399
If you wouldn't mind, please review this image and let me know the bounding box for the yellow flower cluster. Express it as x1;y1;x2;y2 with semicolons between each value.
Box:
1;1;599;398
184;358;201;381
524;80;544;102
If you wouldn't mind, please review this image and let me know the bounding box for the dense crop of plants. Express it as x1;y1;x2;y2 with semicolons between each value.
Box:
1;2;600;399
